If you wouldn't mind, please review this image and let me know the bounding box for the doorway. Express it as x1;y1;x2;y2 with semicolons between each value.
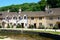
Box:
21;23;24;28
34;23;36;28
58;23;60;29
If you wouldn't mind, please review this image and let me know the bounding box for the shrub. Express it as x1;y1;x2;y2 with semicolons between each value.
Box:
29;25;35;28
46;26;53;29
38;25;45;29
11;25;13;28
7;24;10;28
53;24;59;29
16;24;22;28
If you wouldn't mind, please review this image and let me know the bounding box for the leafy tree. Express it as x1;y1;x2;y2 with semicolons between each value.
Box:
53;24;59;29
38;0;47;11
47;0;60;8
53;24;59;32
0;0;60;12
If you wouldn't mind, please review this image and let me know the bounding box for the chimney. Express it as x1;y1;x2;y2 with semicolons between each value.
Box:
19;9;21;14
7;10;10;13
45;6;49;11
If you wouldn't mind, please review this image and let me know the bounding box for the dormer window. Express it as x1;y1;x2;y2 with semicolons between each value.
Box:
13;16;17;20
58;17;60;20
24;16;27;19
48;9;53;14
6;17;9;19
24;15;27;19
19;17;22;20
6;16;10;20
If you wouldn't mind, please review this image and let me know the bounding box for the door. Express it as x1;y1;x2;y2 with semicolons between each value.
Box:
34;23;36;28
58;24;60;29
21;23;24;28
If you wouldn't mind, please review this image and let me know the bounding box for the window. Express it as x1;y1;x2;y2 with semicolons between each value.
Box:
3;18;5;20
0;18;3;20
19;17;22;20
6;16;11;20
58;17;60;20
6;17;10;20
13;17;17;20
49;17;53;20
24;16;27;19
0;14;2;15
39;23;42;26
31;17;34;20
39;17;42;20
14;23;16;26
48;10;53;14
49;24;53;27
25;23;27;26
10;23;12;25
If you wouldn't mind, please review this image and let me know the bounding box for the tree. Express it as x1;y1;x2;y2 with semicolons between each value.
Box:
47;0;60;8
38;0;47;11
53;24;59;32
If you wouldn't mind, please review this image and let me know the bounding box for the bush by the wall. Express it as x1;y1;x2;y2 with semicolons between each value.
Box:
53;24;59;29
38;25;45;29
16;24;22;28
29;25;35;28
7;24;10;28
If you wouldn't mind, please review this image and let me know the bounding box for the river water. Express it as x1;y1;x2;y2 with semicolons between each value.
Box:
0;34;54;40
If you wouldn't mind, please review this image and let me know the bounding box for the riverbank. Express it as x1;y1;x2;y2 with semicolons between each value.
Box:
0;29;60;40
0;28;60;35
0;31;53;40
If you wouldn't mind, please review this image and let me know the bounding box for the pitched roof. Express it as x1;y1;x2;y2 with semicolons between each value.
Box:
0;8;60;18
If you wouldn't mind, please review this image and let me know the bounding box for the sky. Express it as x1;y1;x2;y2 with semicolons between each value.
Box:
0;0;40;7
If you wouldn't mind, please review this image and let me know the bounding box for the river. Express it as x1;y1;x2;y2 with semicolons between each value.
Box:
0;34;54;40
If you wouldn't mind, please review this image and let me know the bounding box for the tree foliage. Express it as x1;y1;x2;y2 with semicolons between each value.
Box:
0;0;60;12
47;0;60;8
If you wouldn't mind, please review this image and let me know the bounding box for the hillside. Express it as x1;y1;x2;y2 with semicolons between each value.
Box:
0;0;60;12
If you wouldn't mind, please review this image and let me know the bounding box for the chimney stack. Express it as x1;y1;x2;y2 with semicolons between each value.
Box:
45;6;49;11
7;10;10;13
19;9;21;14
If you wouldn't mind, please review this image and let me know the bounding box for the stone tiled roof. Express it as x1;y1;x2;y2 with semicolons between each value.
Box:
0;8;60;18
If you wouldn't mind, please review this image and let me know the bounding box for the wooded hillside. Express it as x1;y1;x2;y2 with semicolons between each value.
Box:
0;0;60;12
